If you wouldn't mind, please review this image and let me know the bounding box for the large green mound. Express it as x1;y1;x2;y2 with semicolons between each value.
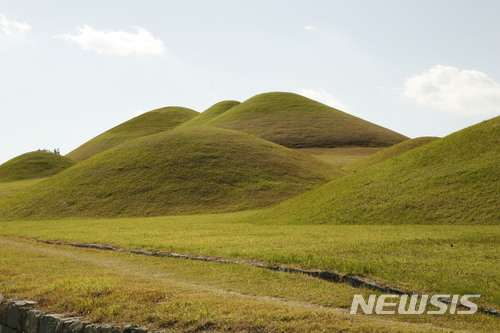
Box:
0;127;344;219
344;136;439;172
66;106;198;161
0;151;76;183
251;117;499;225
177;100;240;128
183;92;408;148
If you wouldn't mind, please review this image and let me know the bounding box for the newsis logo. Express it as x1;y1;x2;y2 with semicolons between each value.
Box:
350;294;480;315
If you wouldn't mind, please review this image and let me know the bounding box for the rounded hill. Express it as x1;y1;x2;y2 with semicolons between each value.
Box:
0;127;344;219
66;106;198;161
252;116;499;225
186;92;408;148
0;151;76;183
177;100;240;128
344;136;439;172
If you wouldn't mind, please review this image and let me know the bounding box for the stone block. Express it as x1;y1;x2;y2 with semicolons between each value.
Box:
6;302;20;329
39;314;63;333
0;325;13;333
6;301;37;330
123;325;147;333
57;318;85;333
68;320;89;333
23;310;43;333
84;324;100;333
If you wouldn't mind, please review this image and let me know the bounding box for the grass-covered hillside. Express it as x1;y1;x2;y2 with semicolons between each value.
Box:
251;116;499;225
0;151;75;182
344;136;439;172
66;106;198;161
176;100;240;128
184;92;408;148
0;127;343;219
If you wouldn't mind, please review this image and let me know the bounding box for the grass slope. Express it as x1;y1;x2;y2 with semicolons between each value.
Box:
0;151;75;182
296;147;385;167
185;92;408;148
176;100;240;128
0;127;343;219
251;117;500;225
0;178;46;201
66;106;198;161
344;137;439;172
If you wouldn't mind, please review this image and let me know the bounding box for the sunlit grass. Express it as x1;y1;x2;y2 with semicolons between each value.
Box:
2;212;498;309
0;178;46;201
295;147;384;167
6;237;495;332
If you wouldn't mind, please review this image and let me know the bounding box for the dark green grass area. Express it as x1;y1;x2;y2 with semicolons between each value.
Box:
344;136;439;172
0;127;343;219
0;151;75;182
66;106;198;161
251;116;499;225
184;92;408;148
176;100;240;128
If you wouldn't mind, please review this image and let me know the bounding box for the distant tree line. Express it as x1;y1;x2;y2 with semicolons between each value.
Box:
37;148;61;155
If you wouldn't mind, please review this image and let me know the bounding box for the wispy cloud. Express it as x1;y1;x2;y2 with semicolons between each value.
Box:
0;13;31;39
403;65;500;116
299;88;348;110
56;25;165;56
304;25;318;31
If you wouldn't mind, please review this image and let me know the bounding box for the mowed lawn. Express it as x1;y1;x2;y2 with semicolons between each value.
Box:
1;211;499;312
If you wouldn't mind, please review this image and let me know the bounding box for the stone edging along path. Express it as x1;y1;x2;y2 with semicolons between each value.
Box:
25;238;500;318
0;297;149;333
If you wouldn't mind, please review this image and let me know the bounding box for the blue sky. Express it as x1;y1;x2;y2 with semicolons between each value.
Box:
1;0;499;164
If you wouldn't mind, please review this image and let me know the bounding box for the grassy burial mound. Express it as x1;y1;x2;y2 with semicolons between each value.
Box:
252;116;500;225
183;92;408;148
177;100;240;128
66;106;198;161
0;151;76;183
344;136;439;172
0;127;344;219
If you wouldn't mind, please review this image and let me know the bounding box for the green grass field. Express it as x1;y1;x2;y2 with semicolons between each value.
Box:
3;235;497;332
2;212;499;309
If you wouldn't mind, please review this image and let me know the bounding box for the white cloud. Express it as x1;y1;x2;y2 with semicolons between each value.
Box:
299;88;348;110
0;13;31;39
403;65;500;116
57;25;165;56
304;25;318;31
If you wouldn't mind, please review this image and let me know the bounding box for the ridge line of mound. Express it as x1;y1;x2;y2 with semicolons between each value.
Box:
185;92;408;148
176;100;240;128
67;106;198;161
